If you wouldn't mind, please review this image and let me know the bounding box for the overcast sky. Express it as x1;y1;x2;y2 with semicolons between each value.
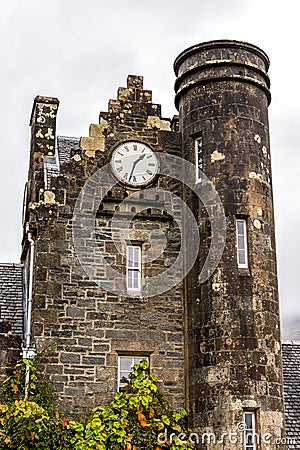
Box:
1;0;299;320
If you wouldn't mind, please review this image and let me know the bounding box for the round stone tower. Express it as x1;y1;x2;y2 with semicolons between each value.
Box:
174;40;285;447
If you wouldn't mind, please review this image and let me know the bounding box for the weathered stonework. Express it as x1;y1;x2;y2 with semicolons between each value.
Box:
22;75;184;414
19;40;286;448
174;40;285;448
0;320;22;380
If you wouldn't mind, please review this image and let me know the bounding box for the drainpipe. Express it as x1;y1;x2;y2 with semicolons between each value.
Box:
23;224;36;399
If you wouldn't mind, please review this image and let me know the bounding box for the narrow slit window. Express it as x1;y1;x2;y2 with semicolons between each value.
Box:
244;412;256;450
118;355;149;390
236;219;248;268
127;245;141;292
195;136;203;183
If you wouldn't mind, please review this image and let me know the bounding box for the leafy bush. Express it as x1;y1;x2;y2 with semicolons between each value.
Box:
0;358;55;410
67;360;194;449
0;359;194;449
0;399;72;449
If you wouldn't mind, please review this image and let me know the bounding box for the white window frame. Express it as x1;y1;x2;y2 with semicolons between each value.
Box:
126;245;141;292
244;412;256;450
194;136;203;183
118;355;149;391
236;218;248;268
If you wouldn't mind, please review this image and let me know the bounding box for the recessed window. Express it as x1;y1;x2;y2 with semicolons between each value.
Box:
194;136;203;183
244;412;256;450
118;355;149;390
127;245;141;292
236;219;248;268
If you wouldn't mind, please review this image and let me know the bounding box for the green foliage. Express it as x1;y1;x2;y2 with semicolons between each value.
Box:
0;358;194;449
0;399;72;449
67;360;195;449
0;358;55;411
0;358;73;449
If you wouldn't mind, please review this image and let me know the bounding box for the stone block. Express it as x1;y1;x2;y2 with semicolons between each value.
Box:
60;352;81;364
82;356;105;366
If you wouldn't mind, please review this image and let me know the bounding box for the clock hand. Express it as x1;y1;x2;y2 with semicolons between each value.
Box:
129;159;139;181
129;154;146;180
129;165;135;182
134;154;146;164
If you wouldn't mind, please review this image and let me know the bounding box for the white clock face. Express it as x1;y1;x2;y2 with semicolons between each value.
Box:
110;141;159;187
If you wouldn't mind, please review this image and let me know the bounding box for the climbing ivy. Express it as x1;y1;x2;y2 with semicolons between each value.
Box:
0;359;194;449
0;358;55;410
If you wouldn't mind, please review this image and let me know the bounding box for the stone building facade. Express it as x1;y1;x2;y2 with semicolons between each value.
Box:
22;76;185;414
0;40;294;448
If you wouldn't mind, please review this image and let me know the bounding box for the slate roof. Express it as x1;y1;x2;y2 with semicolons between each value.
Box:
44;136;80;189
282;342;300;449
0;263;24;335
57;135;80;163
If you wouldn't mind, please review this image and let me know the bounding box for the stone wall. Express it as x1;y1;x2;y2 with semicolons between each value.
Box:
23;76;185;414
174;40;285;448
0;321;22;380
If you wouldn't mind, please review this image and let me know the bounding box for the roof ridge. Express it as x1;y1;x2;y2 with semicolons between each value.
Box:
0;263;24;267
282;340;300;346
0;263;23;268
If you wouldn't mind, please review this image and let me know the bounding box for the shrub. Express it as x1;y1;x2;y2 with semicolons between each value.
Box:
67;360;195;449
0;358;194;449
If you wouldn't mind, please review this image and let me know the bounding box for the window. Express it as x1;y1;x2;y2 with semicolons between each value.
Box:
127;245;141;292
244;412;256;450
236;219;248;268
118;355;149;390
194;136;203;182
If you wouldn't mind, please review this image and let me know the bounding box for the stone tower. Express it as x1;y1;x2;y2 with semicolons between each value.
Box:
174;40;285;446
20;40;286;446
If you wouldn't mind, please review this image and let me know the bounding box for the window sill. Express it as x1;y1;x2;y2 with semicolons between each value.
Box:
238;269;251;277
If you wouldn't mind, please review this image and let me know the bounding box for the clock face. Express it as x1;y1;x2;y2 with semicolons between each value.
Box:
110;141;159;187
